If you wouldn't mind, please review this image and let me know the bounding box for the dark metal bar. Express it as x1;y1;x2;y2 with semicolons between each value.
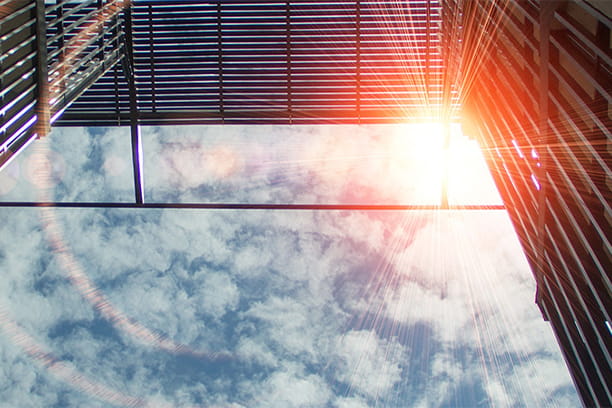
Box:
96;0;104;62
34;0;49;137
123;6;144;204
534;1;556;316
0;202;506;210
425;0;431;108
130;124;144;204
54;0;65;99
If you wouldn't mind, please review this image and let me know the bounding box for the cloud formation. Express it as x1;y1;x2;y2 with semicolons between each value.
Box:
0;125;579;407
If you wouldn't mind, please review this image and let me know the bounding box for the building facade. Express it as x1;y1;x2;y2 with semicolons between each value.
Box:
460;2;611;406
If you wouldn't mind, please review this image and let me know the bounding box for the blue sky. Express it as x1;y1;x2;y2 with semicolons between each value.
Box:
0;124;579;407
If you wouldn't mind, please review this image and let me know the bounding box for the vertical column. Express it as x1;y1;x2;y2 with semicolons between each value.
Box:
439;0;458;208
123;5;143;204
96;0;105;62
534;1;556;293
532;1;554;317
34;0;49;138
590;18;611;285
441;0;461;122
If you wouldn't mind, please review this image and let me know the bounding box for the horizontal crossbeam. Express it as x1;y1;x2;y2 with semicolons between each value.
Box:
0;202;505;210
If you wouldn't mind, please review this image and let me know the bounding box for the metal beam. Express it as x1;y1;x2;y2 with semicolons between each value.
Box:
0;202;506;211
34;0;49;138
122;6;144;204
534;1;558;314
130;124;144;204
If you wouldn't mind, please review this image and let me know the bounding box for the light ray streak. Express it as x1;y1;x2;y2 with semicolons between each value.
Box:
452;211;565;408
377;1;439;119
336;210;427;403
458;0;512;108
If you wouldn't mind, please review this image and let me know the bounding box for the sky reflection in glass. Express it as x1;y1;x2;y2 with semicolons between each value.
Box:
0;125;578;407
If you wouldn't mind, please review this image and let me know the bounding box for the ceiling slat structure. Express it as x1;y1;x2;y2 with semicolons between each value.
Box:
55;0;453;127
0;0;125;169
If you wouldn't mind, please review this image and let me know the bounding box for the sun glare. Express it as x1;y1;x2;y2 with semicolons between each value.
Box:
388;122;502;206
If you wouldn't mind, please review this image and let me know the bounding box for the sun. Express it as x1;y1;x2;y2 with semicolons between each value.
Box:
384;122;448;205
403;122;447;150
386;121;502;206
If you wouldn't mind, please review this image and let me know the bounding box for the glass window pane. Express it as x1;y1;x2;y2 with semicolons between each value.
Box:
0;127;134;203
0;208;578;406
143;124;449;205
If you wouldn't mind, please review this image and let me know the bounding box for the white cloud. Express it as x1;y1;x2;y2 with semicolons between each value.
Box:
333;396;370;408
245;296;322;358
486;380;512;407
333;330;405;400
0;202;579;407
235;336;279;368
497;356;578;408
196;272;239;319
251;362;332;408
0;125;579;408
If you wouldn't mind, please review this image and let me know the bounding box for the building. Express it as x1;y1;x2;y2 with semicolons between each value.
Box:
0;1;610;406
459;2;611;406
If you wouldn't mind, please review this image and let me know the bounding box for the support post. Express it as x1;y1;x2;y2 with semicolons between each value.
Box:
534;2;557;315
34;0;50;138
122;5;143;204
